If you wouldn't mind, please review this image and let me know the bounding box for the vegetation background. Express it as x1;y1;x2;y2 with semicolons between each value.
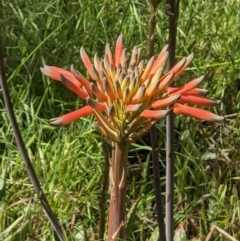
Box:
0;0;240;240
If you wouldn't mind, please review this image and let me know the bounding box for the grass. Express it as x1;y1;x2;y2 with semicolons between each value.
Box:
1;0;240;240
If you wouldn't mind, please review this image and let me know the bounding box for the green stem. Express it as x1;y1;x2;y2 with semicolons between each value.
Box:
107;140;130;241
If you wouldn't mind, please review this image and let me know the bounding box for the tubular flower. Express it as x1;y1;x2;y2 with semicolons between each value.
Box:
41;35;223;142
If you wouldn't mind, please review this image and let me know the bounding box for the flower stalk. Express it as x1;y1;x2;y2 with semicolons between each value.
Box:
108;140;130;240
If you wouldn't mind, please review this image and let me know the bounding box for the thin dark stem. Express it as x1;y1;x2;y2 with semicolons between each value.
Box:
166;0;179;240
165;111;175;241
99;140;110;240
150;126;166;241
148;2;166;241
0;47;65;241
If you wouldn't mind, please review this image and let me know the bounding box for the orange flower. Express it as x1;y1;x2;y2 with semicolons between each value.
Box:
41;35;223;142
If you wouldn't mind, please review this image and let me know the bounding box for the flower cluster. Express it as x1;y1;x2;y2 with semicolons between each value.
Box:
41;35;223;142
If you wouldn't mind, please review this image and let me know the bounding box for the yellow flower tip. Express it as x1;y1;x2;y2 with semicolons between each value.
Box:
144;77;151;89
121;75;130;91
109;63;116;80
140;56;155;83
49;106;93;126
103;77;117;101
141;109;170;119
173;103;224;121
59;74;88;99
129;76;139;97
114;80;123;99
132;85;146;104
123;88;131;104
137;60;145;74
144;68;163;98
92;109;121;142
